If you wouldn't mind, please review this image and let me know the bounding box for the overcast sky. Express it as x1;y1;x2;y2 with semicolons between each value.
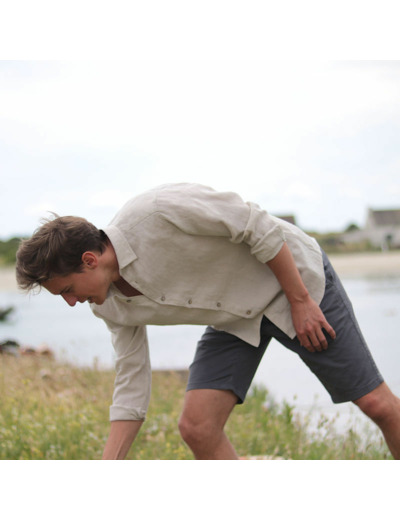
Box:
1;60;399;239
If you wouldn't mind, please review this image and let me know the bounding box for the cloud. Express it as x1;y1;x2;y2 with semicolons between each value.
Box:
2;61;399;154
1;61;400;236
88;190;131;209
24;202;56;218
284;182;319;202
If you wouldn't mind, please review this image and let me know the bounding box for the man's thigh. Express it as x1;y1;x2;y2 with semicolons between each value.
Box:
266;252;384;403
187;251;384;407
186;325;271;404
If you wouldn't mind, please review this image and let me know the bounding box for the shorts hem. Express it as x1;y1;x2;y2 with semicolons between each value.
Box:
330;377;384;404
186;381;245;404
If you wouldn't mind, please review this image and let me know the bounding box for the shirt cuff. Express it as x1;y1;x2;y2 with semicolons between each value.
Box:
253;234;286;264
110;404;147;422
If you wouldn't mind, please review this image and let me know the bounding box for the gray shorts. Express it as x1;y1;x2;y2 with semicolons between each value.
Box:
187;251;384;404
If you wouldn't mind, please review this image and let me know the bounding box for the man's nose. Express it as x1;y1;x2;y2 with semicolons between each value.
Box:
62;294;78;307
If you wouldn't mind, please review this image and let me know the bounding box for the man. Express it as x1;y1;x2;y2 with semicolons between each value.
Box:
16;183;400;459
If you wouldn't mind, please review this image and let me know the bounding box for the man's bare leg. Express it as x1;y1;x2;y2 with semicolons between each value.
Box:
354;382;400;459
179;389;239;459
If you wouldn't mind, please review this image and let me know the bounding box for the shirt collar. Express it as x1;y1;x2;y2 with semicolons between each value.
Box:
102;225;137;270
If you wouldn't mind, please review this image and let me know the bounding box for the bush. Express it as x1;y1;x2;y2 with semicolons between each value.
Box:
0;237;22;266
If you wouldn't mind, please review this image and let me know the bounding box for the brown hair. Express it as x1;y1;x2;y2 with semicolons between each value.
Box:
16;214;108;291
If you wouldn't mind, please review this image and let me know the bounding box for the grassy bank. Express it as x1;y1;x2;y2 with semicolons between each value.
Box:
0;357;391;460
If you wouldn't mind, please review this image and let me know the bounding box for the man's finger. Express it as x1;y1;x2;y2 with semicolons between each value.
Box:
315;329;328;350
300;328;330;352
309;331;323;352
324;322;336;340
299;335;315;353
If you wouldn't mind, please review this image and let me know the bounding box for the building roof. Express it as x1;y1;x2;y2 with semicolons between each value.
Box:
368;209;400;227
277;215;296;226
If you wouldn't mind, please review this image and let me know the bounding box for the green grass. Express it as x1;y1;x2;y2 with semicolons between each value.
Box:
0;356;391;460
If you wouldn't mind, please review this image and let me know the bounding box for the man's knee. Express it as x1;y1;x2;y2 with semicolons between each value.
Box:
178;414;214;447
178;388;237;448
354;383;400;424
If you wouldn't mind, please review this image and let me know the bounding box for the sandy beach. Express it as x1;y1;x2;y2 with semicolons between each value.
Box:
328;251;400;278
1;251;399;292
0;266;19;291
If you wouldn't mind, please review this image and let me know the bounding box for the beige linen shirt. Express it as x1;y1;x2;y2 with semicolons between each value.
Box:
91;183;325;421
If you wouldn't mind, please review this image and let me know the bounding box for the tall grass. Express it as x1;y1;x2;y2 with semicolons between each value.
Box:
0;357;391;460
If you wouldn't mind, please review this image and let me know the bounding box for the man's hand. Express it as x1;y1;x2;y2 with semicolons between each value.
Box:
266;242;336;352
290;295;336;352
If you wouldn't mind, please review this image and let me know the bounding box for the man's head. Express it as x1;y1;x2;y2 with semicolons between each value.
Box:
16;215;109;298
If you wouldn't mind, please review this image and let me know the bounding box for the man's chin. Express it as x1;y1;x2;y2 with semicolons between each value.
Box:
89;296;105;306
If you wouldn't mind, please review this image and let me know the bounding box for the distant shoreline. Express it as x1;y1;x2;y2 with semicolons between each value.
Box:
1;251;400;292
328;251;400;278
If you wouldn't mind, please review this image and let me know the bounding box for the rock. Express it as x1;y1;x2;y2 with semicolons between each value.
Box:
20;344;54;358
0;339;20;356
0;340;54;358
0;306;14;321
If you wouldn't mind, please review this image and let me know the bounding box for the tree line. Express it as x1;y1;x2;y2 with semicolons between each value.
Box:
0;237;24;266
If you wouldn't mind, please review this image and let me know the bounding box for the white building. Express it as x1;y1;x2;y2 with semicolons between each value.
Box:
343;208;400;250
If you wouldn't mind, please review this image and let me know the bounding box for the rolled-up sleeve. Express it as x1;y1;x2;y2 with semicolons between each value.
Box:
103;320;151;421
156;183;286;263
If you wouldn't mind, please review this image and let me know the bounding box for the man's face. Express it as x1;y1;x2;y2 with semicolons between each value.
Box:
42;264;110;307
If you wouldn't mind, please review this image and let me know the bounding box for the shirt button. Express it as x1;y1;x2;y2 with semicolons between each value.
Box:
126;299;132;303
246;310;251;315
188;299;192;304
161;295;166;301
216;302;221;307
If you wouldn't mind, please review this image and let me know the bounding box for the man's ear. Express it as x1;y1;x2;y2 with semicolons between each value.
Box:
81;251;99;269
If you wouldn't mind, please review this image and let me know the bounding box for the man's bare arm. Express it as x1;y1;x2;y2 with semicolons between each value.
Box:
102;420;143;459
266;243;336;352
